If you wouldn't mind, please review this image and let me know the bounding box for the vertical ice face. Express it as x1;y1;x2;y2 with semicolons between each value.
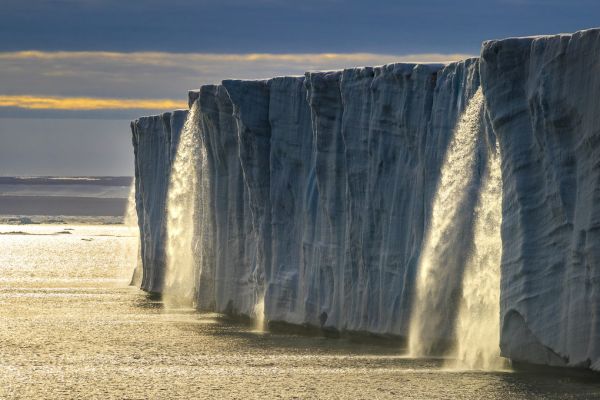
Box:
336;64;441;335
222;80;272;318
304;71;346;329
195;85;252;314
481;28;600;371
338;68;373;332
131;61;498;359
130;109;188;292
267;76;314;325
131;60;485;338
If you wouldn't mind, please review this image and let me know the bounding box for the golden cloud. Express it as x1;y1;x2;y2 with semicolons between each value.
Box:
0;51;476;111
0;50;475;67
0;95;187;110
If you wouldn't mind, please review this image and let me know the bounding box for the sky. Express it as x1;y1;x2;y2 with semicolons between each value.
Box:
1;0;599;176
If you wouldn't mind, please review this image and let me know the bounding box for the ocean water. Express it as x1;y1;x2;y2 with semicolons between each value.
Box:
0;176;132;217
1;224;599;399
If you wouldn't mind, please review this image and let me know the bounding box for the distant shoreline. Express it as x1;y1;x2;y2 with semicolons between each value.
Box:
0;176;133;186
0;195;128;217
0;176;132;217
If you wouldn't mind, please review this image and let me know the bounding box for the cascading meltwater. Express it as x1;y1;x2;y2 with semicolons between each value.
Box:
450;146;504;370
123;182;142;286
164;101;203;308
409;88;504;370
409;88;486;355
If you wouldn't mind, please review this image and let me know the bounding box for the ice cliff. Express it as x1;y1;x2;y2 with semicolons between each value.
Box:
131;27;600;372
481;29;600;370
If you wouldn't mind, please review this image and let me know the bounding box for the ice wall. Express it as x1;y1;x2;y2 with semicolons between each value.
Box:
265;77;314;325
133;59;483;339
223;80;272;318
301;63;478;335
481;28;600;371
194;84;253;313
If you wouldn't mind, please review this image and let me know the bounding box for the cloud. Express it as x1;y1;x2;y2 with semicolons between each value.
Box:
0;95;186;110
0;50;475;114
1;50;472;64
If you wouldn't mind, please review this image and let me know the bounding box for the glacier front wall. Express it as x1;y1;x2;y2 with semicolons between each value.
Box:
132;59;483;334
481;29;600;370
131;28;600;372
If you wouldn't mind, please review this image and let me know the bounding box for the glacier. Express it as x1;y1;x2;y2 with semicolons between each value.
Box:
481;29;600;370
130;27;600;372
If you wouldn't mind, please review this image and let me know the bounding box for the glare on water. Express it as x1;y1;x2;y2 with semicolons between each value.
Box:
1;224;599;399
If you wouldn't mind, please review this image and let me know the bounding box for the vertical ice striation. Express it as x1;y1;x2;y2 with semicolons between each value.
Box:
339;65;430;334
195;85;250;313
189;83;274;317
409;89;485;356
267;76;314;325
222;80;272;318
304;71;347;330
164;102;202;308
451;145;504;370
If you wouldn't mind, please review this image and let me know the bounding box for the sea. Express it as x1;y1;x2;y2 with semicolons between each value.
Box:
0;177;599;399
0;176;131;223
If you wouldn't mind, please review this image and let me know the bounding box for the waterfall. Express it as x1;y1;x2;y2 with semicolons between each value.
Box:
120;183;141;286
164;101;204;308
450;148;503;370
124;183;138;227
253;294;266;332
409;89;484;356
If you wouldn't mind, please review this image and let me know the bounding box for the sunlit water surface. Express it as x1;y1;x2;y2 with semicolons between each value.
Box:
1;224;599;399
